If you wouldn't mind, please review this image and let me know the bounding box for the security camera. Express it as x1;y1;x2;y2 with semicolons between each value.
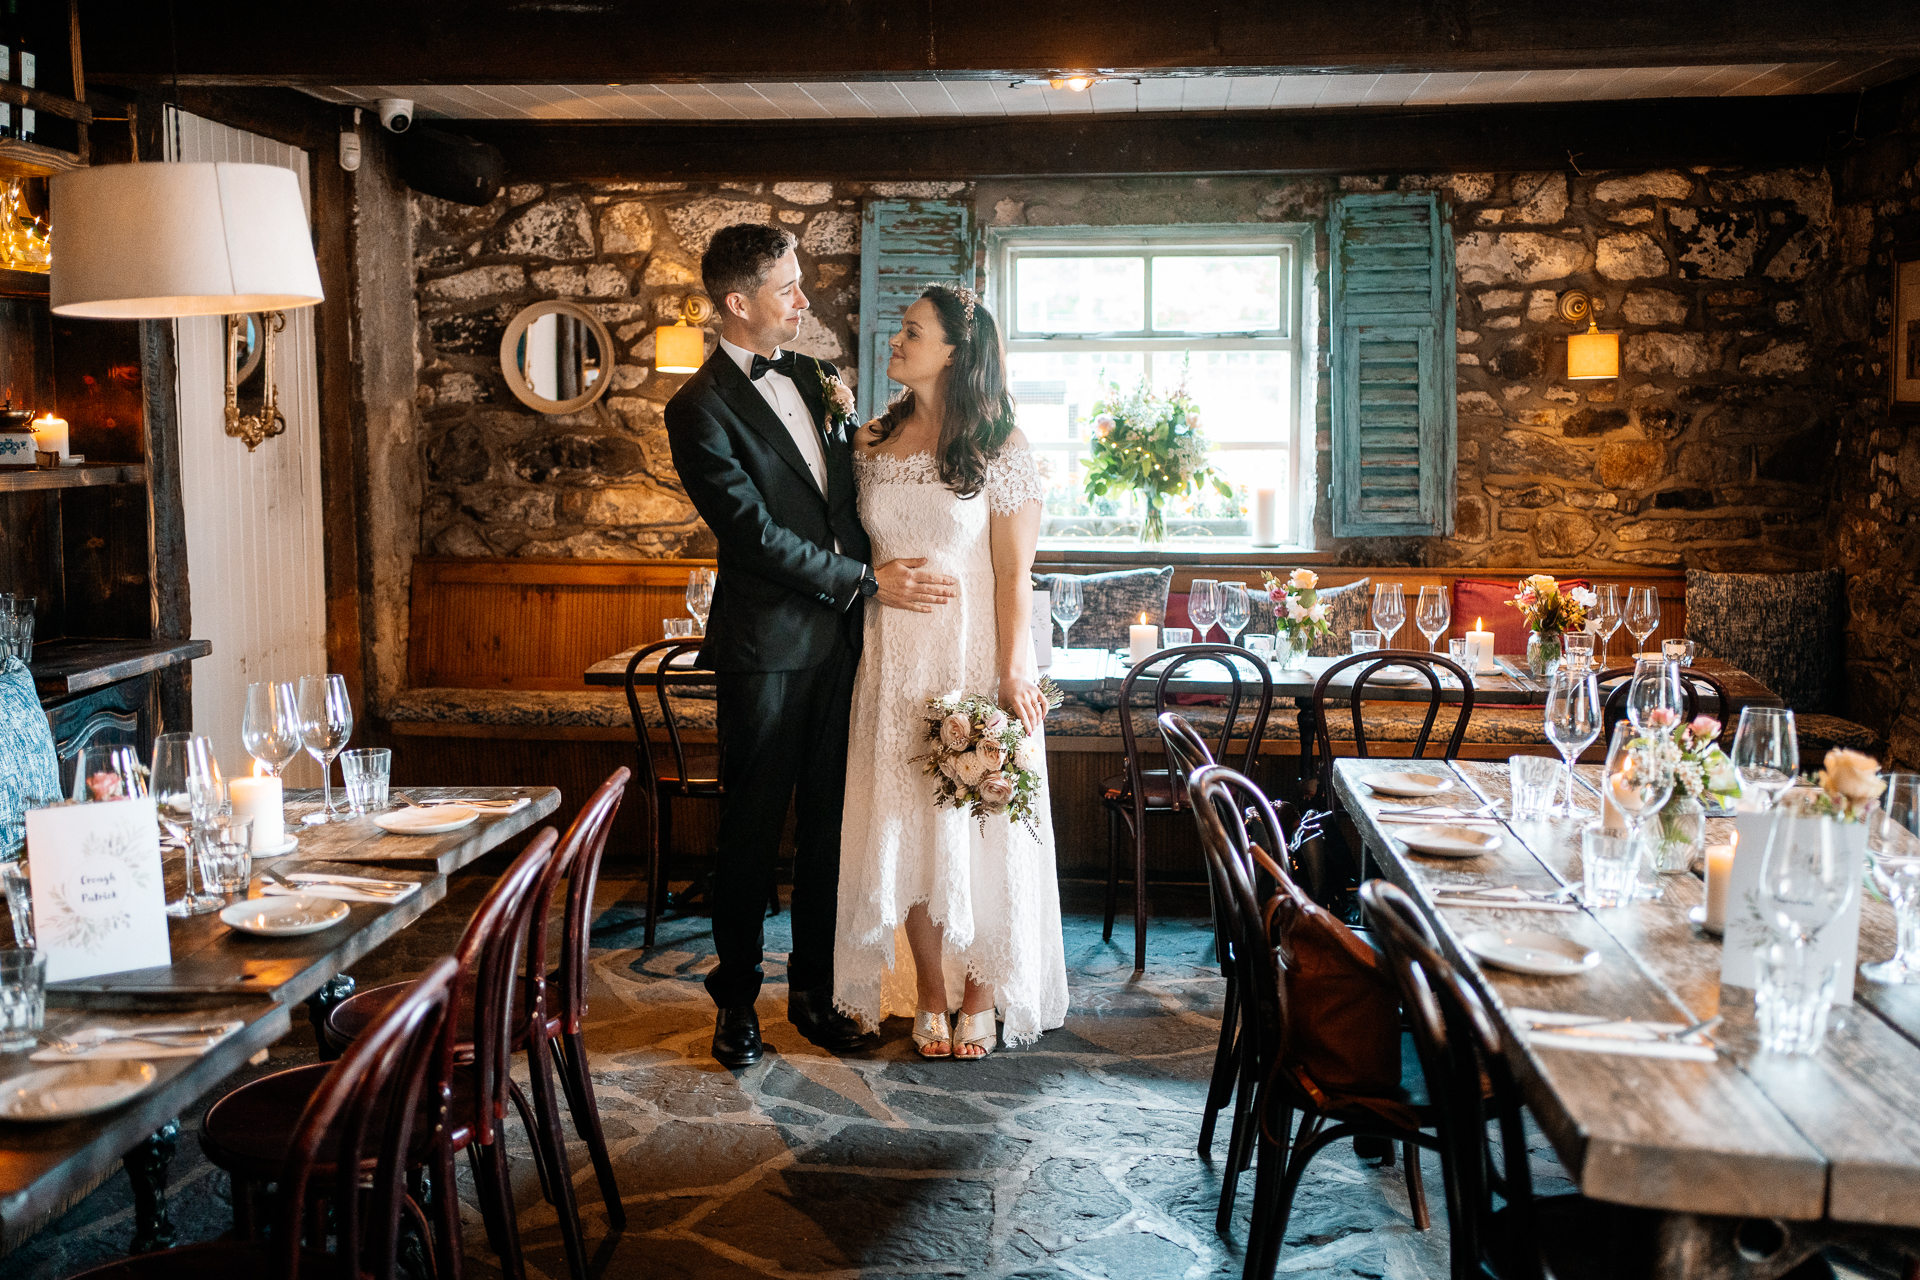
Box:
377;98;414;133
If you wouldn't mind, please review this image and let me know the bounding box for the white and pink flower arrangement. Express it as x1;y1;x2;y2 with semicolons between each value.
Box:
1508;573;1594;637
1260;567;1332;650
913;684;1063;836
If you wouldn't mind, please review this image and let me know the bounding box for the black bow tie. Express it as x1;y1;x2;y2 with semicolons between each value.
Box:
749;351;799;381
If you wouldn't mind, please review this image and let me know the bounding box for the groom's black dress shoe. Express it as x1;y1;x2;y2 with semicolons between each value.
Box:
712;1005;763;1067
788;987;871;1052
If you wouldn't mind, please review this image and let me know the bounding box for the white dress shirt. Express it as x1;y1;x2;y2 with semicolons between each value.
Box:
719;337;828;496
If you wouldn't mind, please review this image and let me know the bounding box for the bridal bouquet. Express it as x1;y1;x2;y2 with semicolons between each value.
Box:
913;683;1064;837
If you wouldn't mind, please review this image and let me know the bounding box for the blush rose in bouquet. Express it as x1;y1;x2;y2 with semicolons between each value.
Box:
1259;567;1331;654
913;683;1064;837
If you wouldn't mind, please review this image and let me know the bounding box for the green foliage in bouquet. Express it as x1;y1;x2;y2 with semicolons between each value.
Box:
1082;376;1232;543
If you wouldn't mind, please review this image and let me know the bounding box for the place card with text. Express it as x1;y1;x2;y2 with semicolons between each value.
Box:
1720;810;1863;1003
26;798;172;982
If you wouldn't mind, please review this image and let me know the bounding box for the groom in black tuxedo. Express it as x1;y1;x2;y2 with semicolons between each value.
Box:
666;224;955;1066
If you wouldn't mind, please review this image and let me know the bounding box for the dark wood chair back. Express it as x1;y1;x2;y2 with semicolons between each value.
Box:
1596;664;1733;748
1309;650;1475;800
1360;880;1540;1280
1116;643;1274;813
277;954;462;1280
465;828;558;1149
552;768;630;1034
624;640;717;796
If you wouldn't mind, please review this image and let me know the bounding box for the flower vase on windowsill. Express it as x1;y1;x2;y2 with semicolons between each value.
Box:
1137;501;1166;548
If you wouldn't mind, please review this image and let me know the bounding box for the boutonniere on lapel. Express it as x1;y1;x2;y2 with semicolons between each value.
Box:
816;365;858;442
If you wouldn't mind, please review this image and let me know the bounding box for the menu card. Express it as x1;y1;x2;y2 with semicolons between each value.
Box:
26;798;172;982
1720;809;1863;1003
1031;593;1053;670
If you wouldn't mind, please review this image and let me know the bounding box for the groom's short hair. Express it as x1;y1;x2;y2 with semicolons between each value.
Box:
703;224;799;309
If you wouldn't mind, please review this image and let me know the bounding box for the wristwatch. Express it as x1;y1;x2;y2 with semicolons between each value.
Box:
858;567;879;598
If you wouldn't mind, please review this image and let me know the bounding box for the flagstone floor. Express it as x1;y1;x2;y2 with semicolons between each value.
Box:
6;871;1897;1280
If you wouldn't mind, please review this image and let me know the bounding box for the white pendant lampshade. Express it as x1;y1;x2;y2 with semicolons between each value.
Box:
49;162;324;318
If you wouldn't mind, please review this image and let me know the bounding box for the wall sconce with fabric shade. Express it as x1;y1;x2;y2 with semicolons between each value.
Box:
655;294;713;374
47;162;324;318
1557;289;1618;380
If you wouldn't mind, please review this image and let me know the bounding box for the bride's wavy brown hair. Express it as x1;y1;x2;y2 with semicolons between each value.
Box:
868;284;1017;499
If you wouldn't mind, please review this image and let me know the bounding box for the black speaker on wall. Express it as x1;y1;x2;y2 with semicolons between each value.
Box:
394;125;507;206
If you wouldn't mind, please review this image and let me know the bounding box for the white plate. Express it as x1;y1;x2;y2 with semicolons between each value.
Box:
219;895;351;936
1396;824;1504;858
374;805;478;836
0;1060;159;1121
1363;771;1455;798
252;835;298;859
1355;666;1425;686
1462;929;1601;977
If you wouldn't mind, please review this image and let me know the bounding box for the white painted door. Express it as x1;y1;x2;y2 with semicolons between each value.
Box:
167;109;328;785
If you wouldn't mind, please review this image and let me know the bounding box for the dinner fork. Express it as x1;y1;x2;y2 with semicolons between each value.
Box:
41;1025;234;1054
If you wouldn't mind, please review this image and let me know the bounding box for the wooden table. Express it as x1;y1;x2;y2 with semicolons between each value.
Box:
1333;757;1920;1276
0;786;558;1257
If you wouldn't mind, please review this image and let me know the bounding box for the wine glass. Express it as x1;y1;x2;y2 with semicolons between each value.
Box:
242;680;303;776
1218;582;1250;648
151;732;224;917
1865;774;1920;984
1623;586;1661;656
297;674;356;824
1625;657;1686;732
1050;577;1083;653
70;744;149;804
1414;585;1450;653
1590;585;1624;665
1732;706;1799;811
685;569;715;633
1759;801;1857;947
1544;668;1602;819
1603;721;1676;900
1371;583;1405;648
1187;579;1220;643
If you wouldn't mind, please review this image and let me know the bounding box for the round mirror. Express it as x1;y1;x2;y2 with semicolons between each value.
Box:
500;300;616;415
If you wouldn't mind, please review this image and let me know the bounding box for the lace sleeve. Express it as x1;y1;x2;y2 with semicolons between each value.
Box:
983;445;1045;516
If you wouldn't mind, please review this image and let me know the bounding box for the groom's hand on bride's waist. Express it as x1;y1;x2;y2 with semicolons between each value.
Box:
874;558;957;613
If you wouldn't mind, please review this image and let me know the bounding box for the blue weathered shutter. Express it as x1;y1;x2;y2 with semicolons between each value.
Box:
1329;192;1456;538
858;198;974;420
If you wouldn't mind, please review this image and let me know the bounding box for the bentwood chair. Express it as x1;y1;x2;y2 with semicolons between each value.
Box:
326;770;634;1257
1593;664;1733;748
1360;880;1836;1280
204;831;559;1280
1102;644;1274;971
1307;650;1476;804
626;639;725;948
70;956;465;1280
1191;766;1435;1280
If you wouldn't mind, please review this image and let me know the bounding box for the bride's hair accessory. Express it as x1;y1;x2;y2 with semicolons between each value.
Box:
928;282;978;332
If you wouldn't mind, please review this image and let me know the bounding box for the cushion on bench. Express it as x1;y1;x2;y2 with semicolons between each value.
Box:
384;687;716;732
1305;578;1374;657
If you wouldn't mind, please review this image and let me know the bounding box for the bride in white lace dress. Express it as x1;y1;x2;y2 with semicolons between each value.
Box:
834;285;1068;1057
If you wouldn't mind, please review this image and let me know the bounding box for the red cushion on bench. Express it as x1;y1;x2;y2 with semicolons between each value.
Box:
1451;577;1589;656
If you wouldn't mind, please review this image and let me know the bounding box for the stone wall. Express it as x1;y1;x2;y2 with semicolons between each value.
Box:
415;168;1839;574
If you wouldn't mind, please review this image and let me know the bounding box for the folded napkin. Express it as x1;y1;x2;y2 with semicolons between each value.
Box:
29;1019;245;1062
1513;1008;1716;1062
1431;895;1576;913
1376;812;1504;826
265;874;422;904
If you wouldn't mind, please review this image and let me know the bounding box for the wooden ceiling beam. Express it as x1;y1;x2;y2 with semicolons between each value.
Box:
80;1;1920;86
457;96;1863;182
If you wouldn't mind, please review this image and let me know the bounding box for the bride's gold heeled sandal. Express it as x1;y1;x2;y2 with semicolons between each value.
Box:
953;1009;997;1060
912;1010;953;1059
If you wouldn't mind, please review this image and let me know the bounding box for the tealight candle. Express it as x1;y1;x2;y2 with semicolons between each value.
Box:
1703;837;1736;935
1465;618;1496;673
229;773;285;852
30;414;67;460
1129;614;1159;666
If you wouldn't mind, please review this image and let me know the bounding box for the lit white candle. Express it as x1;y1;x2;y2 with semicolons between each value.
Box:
30;414;67;460
1703;837;1736;935
1465;618;1496;672
1251;488;1279;546
1129;614;1159;666
229;773;285;852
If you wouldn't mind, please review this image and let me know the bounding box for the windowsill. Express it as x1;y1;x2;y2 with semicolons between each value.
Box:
1035;540;1319;564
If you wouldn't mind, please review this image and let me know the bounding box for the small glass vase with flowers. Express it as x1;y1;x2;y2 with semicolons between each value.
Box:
1509;574;1596;676
1259;568;1332;668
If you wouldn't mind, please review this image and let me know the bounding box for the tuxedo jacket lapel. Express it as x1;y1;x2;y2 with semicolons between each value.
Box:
709;351;826;502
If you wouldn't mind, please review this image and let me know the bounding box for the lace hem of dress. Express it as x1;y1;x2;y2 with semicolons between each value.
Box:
854;445;1045;517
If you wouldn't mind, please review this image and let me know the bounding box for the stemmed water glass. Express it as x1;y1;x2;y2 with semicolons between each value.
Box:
1623;586;1661;657
1218;582;1250;648
1371;583;1405;648
1864;774;1920;985
1759;801;1858;947
1415;585;1450;653
242;680;303;777
1625;657;1686;732
1590;585;1624;665
685;569;715;633
1732;706;1799;811
1050;577;1083;653
151;732;224;917
1187;579;1220;643
1603;721;1676;900
297;674;355;824
1544;668;1602;819
70;744;149;803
